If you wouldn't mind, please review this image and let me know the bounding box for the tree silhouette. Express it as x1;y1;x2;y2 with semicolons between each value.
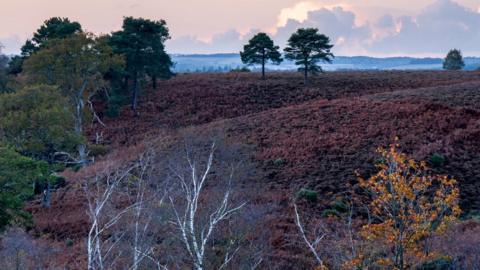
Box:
443;49;465;71
284;28;334;85
240;33;282;79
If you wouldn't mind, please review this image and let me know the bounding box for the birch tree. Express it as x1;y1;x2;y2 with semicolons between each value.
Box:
125;150;168;270
84;163;137;270
167;139;246;270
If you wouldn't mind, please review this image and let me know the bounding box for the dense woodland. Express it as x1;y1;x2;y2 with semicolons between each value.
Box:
0;16;479;270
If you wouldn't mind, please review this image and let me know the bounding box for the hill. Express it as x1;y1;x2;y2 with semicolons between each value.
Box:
28;71;480;268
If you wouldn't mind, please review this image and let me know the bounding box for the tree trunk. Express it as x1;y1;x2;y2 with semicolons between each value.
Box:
132;71;139;113
304;63;308;86
42;181;51;208
262;50;266;80
74;86;88;166
123;77;129;91
152;75;157;89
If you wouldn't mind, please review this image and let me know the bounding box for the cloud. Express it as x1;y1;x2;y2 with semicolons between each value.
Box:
167;30;244;54
370;0;480;55
274;7;371;55
167;0;480;56
376;14;394;28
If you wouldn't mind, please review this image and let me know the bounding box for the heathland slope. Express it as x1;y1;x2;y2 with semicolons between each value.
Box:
29;71;480;267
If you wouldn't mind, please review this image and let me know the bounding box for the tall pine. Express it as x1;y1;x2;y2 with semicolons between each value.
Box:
240;33;282;79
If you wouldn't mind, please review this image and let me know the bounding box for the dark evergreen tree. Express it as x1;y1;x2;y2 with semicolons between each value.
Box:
8;17;82;76
109;17;173;111
240;33;282;79
21;17;82;57
0;50;9;93
284;28;334;85
443;49;465;71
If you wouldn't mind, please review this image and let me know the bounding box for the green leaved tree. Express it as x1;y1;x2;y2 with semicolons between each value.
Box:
0;146;52;232
109;17;173;111
0;85;81;162
443;49;465;71
23;33;123;165
240;33;282;79
284;28;334;85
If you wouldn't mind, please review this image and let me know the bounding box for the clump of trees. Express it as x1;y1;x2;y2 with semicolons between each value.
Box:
0;15;174;244
240;33;282;80
240;28;335;82
443;49;465;71
109;17;173;112
23;32;123;165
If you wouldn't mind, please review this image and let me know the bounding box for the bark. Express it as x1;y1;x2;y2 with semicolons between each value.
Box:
75;81;88;166
261;49;266;80
131;71;139;113
304;64;308;86
152;75;157;89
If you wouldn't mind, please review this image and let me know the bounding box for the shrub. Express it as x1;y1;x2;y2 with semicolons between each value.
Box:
321;209;340;217
297;188;318;203
429;153;446;167
273;158;286;167
65;238;74;247
230;67;250;73
89;144;109;157
331;199;349;213
415;257;455;270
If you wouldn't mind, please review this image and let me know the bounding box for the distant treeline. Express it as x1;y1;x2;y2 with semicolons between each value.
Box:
172;54;480;73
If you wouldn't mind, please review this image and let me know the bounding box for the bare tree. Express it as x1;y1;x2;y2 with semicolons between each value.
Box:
293;202;326;268
84;163;138;270
126;150;168;270
168;139;246;270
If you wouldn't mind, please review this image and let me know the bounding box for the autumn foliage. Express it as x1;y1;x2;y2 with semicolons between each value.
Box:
352;140;461;269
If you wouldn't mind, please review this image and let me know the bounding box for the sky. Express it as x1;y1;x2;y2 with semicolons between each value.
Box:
1;0;480;56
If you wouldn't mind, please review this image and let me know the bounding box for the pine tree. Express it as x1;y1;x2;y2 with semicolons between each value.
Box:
284;28;334;85
109;17;173;111
443;49;465;71
240;33;282;79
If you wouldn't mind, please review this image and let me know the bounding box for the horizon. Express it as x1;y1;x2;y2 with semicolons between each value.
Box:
1;0;480;57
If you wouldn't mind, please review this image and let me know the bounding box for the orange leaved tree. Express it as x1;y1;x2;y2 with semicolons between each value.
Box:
353;140;460;270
